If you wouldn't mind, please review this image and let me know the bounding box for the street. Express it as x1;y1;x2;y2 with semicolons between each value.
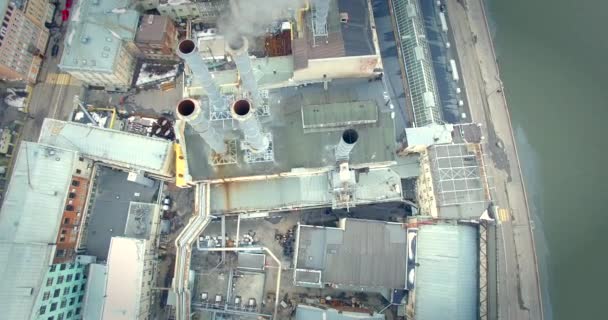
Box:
445;0;543;319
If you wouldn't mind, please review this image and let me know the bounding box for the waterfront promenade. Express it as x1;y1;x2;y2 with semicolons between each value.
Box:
446;0;544;319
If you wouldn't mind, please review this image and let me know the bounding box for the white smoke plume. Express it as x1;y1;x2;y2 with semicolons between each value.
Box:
218;0;306;45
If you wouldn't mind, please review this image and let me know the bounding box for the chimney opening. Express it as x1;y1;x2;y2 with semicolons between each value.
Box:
177;99;196;116
342;129;358;144
229;36;245;51
178;40;196;54
233;99;251;116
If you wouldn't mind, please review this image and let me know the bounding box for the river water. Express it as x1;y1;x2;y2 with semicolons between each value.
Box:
486;0;608;319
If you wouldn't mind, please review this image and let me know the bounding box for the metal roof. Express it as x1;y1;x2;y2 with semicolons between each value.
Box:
302;101;378;130
59;0;140;72
414;224;478;320
39;119;173;175
296;219;407;289
0;243;54;320
83;264;108;320
405;124;454;147
338;0;375;57
185;79;396;181
102;237;146;320
428;143;490;219
0;142;76;244
392;0;442;126
296;305;385;320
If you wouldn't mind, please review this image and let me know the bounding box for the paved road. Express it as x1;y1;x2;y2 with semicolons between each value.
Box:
446;0;543;319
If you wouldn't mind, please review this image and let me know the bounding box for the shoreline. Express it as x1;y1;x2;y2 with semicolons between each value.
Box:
446;0;544;318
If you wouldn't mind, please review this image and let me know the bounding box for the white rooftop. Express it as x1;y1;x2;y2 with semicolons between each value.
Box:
405;123;454;147
39;119;173;176
0;142;77;320
101;237;146;320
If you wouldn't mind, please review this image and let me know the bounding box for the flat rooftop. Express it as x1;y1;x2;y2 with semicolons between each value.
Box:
295;219;406;290
84;166;158;260
428;144;490;219
184;79;396;181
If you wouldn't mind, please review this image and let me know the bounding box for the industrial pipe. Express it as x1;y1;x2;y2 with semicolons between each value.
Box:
176;98;226;154
230;99;269;153
227;36;262;105
177;39;225;111
335;129;359;160
313;0;329;34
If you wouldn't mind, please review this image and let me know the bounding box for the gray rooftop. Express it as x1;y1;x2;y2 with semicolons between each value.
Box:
82;264;108;320
237;253;266;271
124;202;159;239
296;305;385;320
39;119;173;176
415;224;478;320
209;167;402;214
0;142;77;319
185;79;396;181
428;144;490;219
59;0;140;72
84;166;159;260
296;219;406;289
0;142;76;244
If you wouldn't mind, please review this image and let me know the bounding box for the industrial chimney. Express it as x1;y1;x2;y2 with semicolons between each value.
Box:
176;98;226;154
177;39;225;112
230;99;268;153
313;0;329;34
335;129;359;160
227;36;262;105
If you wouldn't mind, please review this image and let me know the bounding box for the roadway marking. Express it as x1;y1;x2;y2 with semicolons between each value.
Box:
45;73;72;85
498;208;510;222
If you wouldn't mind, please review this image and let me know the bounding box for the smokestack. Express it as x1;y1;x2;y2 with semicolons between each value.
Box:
177;39;225;111
313;0;329;33
230;99;268;153
335;129;359;160
227;36;262;105
177;99;226;154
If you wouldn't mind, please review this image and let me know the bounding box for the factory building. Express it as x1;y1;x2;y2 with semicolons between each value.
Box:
0;0;50;83
184;0;382;97
58;0;140;91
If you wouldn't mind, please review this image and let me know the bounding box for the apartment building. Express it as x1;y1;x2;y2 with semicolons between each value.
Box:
156;0;227;22
135;14;178;61
31;262;89;320
0;0;50;83
58;0;140;90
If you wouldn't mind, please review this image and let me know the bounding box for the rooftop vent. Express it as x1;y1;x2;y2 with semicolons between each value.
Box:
80;36;90;44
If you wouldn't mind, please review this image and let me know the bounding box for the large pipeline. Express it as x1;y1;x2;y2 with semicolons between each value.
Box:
335;129;359;160
177;39;225;111
227;36;262;106
230;99;268;153
176;98;226;154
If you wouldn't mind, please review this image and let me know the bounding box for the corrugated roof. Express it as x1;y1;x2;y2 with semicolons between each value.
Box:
0;142;76;243
415;224;478;320
83;264;108;320
0;243;54;320
296;305;385;320
39;119;172;175
102;237;146;320
59;0;140;72
296;219;406;289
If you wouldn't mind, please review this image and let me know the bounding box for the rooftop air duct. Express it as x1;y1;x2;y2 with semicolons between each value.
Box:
177;39;225;111
230;99;268;153
227;36;262;105
335;129;359;160
313;0;330;34
177;99;226;154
